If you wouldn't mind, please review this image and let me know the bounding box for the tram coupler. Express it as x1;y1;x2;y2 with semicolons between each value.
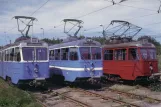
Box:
149;73;161;81
88;77;101;84
29;77;46;87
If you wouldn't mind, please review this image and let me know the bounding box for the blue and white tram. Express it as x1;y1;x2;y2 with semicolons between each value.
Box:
49;38;103;82
0;38;49;86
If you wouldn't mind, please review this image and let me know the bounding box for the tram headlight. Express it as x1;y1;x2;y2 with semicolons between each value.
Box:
90;63;95;72
149;62;153;74
149;65;153;70
34;64;39;73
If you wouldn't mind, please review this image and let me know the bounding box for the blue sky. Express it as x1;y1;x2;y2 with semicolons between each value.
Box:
0;0;161;45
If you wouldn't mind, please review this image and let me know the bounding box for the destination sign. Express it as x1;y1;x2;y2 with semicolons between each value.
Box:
142;43;152;47
27;43;42;46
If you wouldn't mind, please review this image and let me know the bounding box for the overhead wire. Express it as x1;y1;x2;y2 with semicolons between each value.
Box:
47;0;128;33
5;0;161;39
74;0;127;19
84;13;158;32
118;4;157;12
74;4;114;19
30;0;50;16
5;0;51;33
83;0;159;32
158;0;161;13
49;0;123;34
143;21;161;28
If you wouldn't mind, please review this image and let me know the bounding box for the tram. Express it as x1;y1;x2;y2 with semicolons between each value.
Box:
0;37;49;86
49;19;103;83
103;40;160;81
49;38;102;82
0;16;49;86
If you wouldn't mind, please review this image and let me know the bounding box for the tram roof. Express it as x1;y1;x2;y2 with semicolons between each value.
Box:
103;41;155;48
1;38;46;50
49;39;101;49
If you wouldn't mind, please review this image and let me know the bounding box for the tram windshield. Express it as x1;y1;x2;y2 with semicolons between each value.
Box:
36;48;48;60
91;47;101;60
140;48;156;60
128;48;139;60
80;47;101;60
22;47;47;61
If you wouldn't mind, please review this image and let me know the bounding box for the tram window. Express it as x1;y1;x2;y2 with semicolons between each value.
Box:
148;48;157;60
80;47;91;60
104;50;113;60
0;52;2;61
4;51;6;61
91;47;101;60
15;47;21;62
9;48;14;61
61;48;69;60
0;52;1;61
22;47;34;61
128;48;139;60
140;49;148;60
69;47;78;60
49;50;55;60
1;52;3;61
36;48;47;60
5;50;9;61
115;49;126;60
2;51;5;61
55;49;60;60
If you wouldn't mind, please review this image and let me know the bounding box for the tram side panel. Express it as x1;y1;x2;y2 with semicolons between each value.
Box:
50;60;83;82
0;60;49;84
140;61;158;75
49;44;103;82
4;62;23;84
23;62;49;80
50;60;102;82
0;61;4;79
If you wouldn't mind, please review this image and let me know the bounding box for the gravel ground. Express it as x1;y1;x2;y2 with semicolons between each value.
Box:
33;82;161;107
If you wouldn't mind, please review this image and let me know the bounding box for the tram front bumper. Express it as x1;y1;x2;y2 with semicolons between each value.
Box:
29;77;46;86
149;73;161;80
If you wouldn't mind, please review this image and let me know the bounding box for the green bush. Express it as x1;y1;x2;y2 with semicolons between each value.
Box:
149;83;161;92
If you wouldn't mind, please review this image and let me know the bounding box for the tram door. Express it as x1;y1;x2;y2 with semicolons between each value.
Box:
0;52;2;77
0;52;4;78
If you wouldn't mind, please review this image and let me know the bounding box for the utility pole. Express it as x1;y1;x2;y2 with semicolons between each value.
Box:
4;31;7;44
40;28;44;39
100;24;106;37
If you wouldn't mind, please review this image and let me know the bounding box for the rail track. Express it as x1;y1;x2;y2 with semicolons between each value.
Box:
107;88;161;103
35;90;92;107
71;88;141;107
100;83;161;104
35;87;140;107
34;82;161;107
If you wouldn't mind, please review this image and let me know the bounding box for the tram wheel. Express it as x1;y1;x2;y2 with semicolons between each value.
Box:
51;75;64;85
123;80;135;85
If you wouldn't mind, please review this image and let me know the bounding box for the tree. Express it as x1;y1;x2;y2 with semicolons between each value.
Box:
92;36;106;45
137;36;160;46
137;36;161;55
42;38;63;45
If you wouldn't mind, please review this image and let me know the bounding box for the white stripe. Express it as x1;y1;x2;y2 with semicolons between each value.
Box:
49;65;102;71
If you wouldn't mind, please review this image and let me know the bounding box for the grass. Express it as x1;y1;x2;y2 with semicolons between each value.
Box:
0;78;42;107
149;83;161;92
148;55;161;92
